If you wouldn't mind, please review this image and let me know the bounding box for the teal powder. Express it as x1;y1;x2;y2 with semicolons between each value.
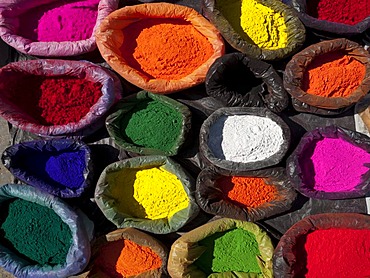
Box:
120;100;182;152
194;228;262;274
0;199;72;265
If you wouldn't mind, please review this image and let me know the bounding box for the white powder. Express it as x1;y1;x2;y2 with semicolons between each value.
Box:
208;115;284;163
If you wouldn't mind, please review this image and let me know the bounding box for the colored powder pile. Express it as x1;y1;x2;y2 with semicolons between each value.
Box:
95;239;162;277
208;115;284;163
217;176;277;208
18;0;100;42
120;18;214;80
195;228;261;274
120;100;183;152
20;150;86;189
300;137;370;192
302;51;365;98
6;75;102;126
111;167;189;220
0;199;72;265
307;0;370;25
296;229;370;278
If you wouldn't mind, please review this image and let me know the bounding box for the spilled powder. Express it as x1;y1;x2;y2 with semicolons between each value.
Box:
121;18;213;80
208;115;284;163
301;137;370;192
111;167;189;220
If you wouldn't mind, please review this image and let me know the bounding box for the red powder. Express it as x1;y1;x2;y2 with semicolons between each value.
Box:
307;0;370;25
7;75;102;126
302;51;365;98
297;229;370;278
217;176;277;208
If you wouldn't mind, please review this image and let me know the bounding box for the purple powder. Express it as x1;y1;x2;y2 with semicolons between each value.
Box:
302;137;370;192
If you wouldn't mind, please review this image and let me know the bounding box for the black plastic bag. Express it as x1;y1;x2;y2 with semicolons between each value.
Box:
196;167;297;222
205;53;289;113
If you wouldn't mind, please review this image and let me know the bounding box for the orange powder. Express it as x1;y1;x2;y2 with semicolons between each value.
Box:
121;18;214;80
302;51;365;98
95;239;162;277
217;176;277;208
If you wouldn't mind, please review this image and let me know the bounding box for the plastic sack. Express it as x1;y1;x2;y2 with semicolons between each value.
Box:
94;155;199;234
199;107;291;172
286;125;370;199
106;91;192;156
0;184;93;278
87;228;168;277
284;38;370;115
205;53;289;112
0;59;122;137
1;139;93;198
95;3;225;94
202;0;305;61
196;167;297;222
0;0;118;57
168;218;274;278
273;213;370;278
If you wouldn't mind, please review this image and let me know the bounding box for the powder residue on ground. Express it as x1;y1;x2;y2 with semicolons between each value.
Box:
300;137;370;192
18;0;100;42
7;75;102;126
0;199;72;265
217;176;277;208
111;166;189;220
296;229;370;278
195;228;261;274
120;100;182;152
208;115;284;163
95;238;162;277
307;0;370;25
302;51;365;98
121;18;214;80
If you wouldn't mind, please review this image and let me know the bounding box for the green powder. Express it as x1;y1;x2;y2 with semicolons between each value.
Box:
120;100;182;152
195;228;262;274
0;199;72;265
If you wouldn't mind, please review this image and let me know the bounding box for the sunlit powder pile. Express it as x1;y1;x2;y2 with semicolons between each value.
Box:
0;199;72;265
110;167;189;220
95;239;162;277
302;51;365;98
195;228;261;274
18;0;100;42
217;176;277;208
120;18;214;80
208;115;284;163
295;229;370;278
300;137;370;192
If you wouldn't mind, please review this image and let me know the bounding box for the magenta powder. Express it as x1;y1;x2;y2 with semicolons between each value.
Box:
302;137;370;192
17;0;99;42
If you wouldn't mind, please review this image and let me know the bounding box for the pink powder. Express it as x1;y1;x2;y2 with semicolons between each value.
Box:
301;137;370;192
17;0;100;42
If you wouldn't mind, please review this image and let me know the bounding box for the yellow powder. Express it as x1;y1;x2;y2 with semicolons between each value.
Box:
112;167;189;220
240;0;288;50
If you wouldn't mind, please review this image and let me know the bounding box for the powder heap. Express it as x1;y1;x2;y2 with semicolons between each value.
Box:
112;167;189;220
208;115;284;163
301;137;370;192
195;228;261;274
121;18;214;80
120;100;182;152
217;176;277;208
296;229;370;278
20;150;86;189
0;199;72;265
7;75;102;126
96;239;162;277
18;0;100;42
307;0;370;25
302;51;365;98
